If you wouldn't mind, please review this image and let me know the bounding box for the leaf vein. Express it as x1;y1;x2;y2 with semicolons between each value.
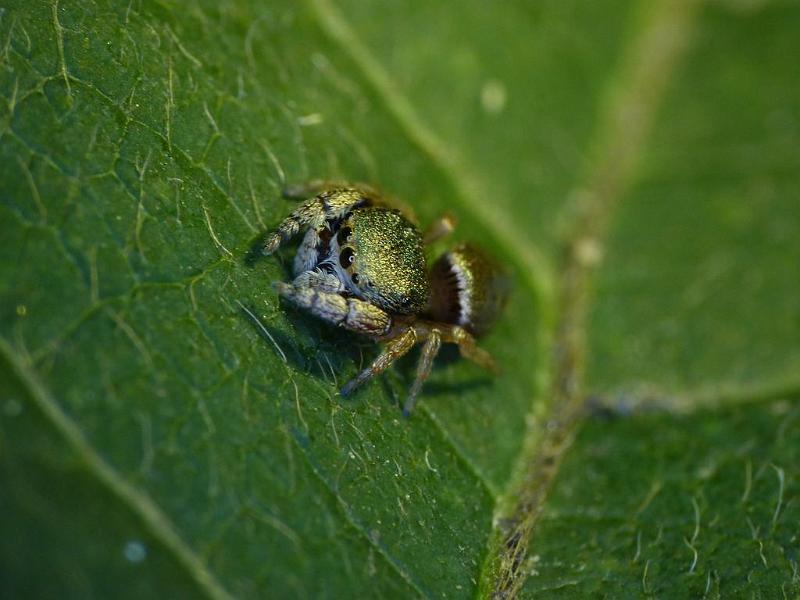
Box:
0;336;238;600
479;0;704;596
305;0;555;308
288;432;434;599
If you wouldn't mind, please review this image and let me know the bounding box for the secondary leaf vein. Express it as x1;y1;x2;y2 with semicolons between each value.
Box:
0;336;237;600
305;0;554;308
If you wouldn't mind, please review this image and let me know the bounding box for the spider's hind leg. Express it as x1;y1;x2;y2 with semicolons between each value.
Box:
442;325;497;373
403;329;442;416
400;323;493;416
340;328;417;398
423;212;457;246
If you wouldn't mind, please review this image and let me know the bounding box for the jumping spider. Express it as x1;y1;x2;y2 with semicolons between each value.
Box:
261;181;509;415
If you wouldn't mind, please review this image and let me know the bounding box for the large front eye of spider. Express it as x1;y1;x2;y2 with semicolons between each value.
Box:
339;246;361;285
339;246;355;269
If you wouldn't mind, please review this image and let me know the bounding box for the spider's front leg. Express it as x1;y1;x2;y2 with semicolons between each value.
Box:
261;186;378;256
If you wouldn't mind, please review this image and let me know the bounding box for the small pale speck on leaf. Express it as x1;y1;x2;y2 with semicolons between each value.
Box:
298;113;324;126
574;237;604;267
480;79;507;115
123;540;147;563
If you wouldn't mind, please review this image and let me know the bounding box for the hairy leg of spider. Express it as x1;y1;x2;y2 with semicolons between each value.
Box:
283;181;421;225
403;328;442;416
262;187;382;256
423;212;458;245
274;282;391;335
291;270;344;294
442;325;497;373
293;227;325;275
340;328;417;397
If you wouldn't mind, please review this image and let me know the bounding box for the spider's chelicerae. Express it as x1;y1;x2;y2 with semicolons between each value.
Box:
261;181;509;415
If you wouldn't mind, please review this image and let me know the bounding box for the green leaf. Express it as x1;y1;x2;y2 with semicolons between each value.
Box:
1;1;798;599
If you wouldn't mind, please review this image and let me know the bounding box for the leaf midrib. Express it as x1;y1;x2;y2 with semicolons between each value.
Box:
480;0;707;596
301;0;711;597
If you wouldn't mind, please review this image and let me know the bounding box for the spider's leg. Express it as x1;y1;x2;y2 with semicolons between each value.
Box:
275;281;391;335
423;212;457;246
261;197;327;256
292;228;323;276
442;325;497;373
283;181;422;225
340;328;417;398
290;270;344;293
262;188;374;256
403;328;442;416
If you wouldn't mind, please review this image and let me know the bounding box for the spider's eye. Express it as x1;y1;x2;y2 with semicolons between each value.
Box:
339;247;355;269
337;226;352;245
351;273;360;284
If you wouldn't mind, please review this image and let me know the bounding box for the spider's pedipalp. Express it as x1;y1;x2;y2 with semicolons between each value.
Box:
275;278;391;336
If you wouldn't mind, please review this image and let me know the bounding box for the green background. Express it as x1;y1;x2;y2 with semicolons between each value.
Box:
1;0;798;598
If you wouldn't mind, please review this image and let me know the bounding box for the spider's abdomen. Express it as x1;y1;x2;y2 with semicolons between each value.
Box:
428;243;510;336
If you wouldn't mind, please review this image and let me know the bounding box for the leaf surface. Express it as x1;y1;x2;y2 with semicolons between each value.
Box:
0;1;798;598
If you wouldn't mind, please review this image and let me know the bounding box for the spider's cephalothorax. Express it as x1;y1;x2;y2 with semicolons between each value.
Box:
261;182;509;415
